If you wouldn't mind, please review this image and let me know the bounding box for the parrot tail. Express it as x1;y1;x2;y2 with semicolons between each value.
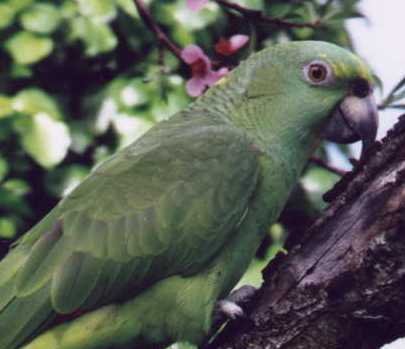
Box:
0;279;54;349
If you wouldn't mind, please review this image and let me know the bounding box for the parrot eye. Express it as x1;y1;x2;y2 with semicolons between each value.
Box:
303;60;334;86
308;64;327;82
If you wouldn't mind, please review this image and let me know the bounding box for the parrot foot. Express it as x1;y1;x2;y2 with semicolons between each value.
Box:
214;285;258;322
216;300;245;320
203;286;258;347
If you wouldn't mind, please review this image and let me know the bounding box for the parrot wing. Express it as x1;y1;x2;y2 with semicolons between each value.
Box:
0;113;260;349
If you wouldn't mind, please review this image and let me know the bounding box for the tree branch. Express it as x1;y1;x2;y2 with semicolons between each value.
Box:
208;115;405;349
133;0;183;61
214;0;321;29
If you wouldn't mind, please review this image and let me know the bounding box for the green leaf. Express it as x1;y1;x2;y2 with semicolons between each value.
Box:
5;31;53;65
7;0;34;12
160;2;220;31
0;218;17;239
15;113;71;168
0;4;15;29
76;0;117;23
19;3;62;34
119;79;149;108
61;0;78;18
0;187;31;216
0;96;14;118
112;114;153;148
116;0;138;17
3;178;30;196
69;17;117;56
13;89;62;120
265;3;293;18
10;64;33;78
69;121;94;154
46;165;89;197
300;167;340;210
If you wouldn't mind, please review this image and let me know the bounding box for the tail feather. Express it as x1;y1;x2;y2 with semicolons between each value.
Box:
0;283;53;349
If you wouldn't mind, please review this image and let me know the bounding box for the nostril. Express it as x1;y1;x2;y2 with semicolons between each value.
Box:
352;78;370;98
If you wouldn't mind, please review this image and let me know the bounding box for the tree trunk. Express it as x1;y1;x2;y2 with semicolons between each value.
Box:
208;116;405;349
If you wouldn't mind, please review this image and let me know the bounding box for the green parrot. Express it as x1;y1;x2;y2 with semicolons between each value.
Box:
0;41;378;349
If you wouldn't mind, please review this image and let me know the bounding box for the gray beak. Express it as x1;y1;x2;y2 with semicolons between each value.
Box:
322;93;379;159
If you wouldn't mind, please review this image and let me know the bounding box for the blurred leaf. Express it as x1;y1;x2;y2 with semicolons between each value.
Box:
320;3;341;22
168;343;196;349
76;0;117;24
19;3;62;34
13;89;63;120
0;96;14;118
7;0;35;12
69;17;117;56
295;2;318;22
112;114;153;147
0;187;31;215
46;164;90;197
0;217;17;239
0;4;15;29
119;79;149;108
5;31;53;65
160;2;220;31
15;112;71;168
116;0;138;17
94;97;118;134
3;178;30;196
265;3;293;18
69;121;94;154
60;0;78;18
10;64;33;78
300;166;340;210
93;145;113;164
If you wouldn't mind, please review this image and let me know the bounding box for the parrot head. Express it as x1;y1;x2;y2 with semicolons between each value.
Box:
217;41;379;158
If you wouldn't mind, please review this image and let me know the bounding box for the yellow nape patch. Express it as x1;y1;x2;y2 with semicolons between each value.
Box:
354;55;372;80
335;62;350;77
318;50;372;82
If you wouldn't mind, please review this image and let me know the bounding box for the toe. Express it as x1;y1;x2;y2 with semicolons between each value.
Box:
217;300;245;320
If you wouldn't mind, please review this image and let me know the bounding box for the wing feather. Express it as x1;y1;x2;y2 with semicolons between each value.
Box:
4;113;260;319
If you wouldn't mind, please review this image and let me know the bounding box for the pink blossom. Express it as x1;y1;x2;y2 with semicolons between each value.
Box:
186;0;208;11
181;45;229;97
215;35;250;56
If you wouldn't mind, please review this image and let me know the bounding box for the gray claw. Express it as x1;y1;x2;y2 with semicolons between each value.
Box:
213;285;258;323
216;300;245;320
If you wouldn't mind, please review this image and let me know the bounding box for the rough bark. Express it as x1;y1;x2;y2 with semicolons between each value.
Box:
208;115;405;349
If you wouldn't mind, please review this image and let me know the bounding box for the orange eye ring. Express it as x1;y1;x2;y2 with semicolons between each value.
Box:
308;63;328;83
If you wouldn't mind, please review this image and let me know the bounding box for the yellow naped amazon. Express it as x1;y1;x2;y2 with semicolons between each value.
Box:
0;41;378;349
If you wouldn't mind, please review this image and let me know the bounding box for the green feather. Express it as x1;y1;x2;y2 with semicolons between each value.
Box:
51;252;104;313
16;224;64;296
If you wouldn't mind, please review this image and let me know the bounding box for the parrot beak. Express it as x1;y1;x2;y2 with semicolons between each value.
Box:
322;85;379;159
